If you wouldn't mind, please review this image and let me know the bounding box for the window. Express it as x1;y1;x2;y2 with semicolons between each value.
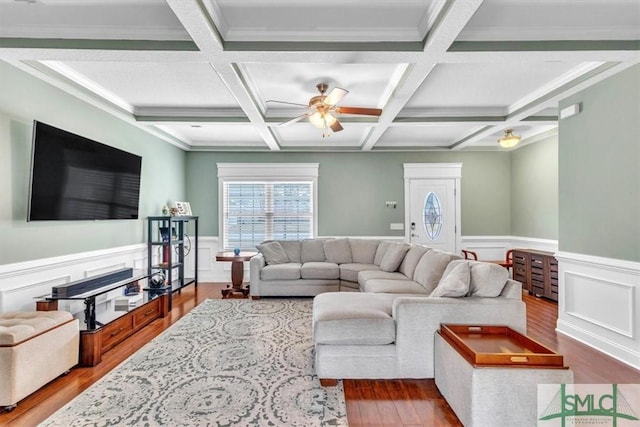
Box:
218;163;318;250
423;191;442;241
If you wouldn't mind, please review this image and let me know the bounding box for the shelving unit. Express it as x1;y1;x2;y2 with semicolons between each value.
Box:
147;216;198;309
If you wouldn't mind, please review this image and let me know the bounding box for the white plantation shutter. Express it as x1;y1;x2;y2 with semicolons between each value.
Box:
222;181;314;250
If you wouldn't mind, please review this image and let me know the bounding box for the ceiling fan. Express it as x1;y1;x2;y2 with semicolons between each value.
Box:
267;83;383;137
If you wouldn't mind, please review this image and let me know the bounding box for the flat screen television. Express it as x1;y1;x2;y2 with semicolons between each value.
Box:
28;121;142;221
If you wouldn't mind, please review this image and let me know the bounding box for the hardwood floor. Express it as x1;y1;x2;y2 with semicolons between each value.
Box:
2;284;638;426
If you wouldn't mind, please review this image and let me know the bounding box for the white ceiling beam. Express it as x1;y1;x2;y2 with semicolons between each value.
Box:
211;62;280;151
361;0;484;151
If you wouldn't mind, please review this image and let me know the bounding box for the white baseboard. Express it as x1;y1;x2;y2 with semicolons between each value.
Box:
555;251;640;370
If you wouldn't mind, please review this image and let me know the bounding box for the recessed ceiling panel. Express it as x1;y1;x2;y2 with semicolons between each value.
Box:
155;123;266;147
0;0;190;41
51;61;240;110
240;63;402;115
274;125;368;147
405;62;581;112
458;0;640;41
205;0;441;42
377;125;484;148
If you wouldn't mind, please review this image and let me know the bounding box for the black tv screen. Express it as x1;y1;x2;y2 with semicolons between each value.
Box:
28;121;142;221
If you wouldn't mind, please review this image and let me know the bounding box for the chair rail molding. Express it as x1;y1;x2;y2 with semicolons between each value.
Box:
555;251;640;370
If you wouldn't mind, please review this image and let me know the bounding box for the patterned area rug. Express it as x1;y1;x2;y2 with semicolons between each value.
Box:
41;298;347;426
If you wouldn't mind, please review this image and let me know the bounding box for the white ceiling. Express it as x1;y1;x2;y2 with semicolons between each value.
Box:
0;0;638;152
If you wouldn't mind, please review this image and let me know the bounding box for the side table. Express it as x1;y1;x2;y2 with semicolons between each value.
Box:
216;251;257;298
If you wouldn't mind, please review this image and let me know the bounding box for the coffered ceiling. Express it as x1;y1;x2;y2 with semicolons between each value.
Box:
0;0;638;151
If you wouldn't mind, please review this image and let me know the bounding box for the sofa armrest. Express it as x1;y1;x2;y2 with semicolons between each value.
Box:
249;253;266;296
501;279;523;299
391;296;527;378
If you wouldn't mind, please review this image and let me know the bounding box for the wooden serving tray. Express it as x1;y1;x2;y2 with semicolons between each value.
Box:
439;324;568;369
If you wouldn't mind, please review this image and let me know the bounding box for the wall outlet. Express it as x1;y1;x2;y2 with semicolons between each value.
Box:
385;201;397;208
390;223;404;230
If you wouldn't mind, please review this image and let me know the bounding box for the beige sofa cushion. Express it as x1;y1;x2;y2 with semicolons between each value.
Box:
374;241;393;265
413;249;462;294
301;262;340;279
257;241;289;265
313;292;397;345
379;243;411;272
467;261;509;297
279;240;302;263
339;263;379;283
361;279;429;294
399;245;431;278
430;260;471;297
358;270;408;285
324;238;352;264
261;263;301;280
301;238;329;263
349;238;380;264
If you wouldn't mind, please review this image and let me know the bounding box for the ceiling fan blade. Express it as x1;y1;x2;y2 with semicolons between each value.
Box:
329;119;343;132
336;106;383;116
278;113;309;127
266;100;309;108
323;87;349;106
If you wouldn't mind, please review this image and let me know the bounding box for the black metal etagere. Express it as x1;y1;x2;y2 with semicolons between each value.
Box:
147;216;198;309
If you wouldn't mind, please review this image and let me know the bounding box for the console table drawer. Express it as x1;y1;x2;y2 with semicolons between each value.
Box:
102;315;133;352
133;298;161;328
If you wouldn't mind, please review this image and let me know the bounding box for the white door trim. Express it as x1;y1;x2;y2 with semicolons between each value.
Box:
403;163;462;253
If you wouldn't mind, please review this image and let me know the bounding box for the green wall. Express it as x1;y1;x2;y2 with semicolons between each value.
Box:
186;151;512;237
0;60;187;265
510;135;559;240
559;64;640;262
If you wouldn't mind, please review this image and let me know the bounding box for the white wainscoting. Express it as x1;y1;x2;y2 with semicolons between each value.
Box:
461;236;558;260
0;244;147;313
556;251;640;370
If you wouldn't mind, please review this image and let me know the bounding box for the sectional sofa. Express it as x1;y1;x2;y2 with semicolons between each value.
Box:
251;237;527;380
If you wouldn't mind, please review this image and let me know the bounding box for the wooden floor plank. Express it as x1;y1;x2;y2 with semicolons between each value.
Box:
2;286;639;427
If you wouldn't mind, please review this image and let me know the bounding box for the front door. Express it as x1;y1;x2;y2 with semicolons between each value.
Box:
408;179;457;252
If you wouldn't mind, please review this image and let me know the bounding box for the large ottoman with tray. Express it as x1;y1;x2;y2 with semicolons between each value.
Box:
434;324;574;427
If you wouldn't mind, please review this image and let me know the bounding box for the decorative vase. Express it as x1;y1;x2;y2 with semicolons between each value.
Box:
233;248;241;256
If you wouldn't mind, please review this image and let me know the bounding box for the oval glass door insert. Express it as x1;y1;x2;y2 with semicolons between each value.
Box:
423;192;442;241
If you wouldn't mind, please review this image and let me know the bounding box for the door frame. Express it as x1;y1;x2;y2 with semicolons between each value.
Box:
403;163;462;253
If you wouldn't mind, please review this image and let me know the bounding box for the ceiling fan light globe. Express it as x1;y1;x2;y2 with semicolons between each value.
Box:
309;111;325;129
324;113;337;126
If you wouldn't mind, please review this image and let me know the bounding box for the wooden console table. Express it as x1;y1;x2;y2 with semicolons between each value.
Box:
216;251;257;298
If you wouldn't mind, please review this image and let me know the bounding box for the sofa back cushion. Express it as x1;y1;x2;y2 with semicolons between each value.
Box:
324;238;352;264
413;249;462;293
349;238;380;264
467;261;509;297
278;240;302;263
374;241;392;265
301;238;329;263
430;260;470;297
379;242;411;272
256;241;289;265
399;245;431;278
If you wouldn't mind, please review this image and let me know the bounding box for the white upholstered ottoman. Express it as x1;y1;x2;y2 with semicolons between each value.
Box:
0;311;79;410
434;331;574;426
